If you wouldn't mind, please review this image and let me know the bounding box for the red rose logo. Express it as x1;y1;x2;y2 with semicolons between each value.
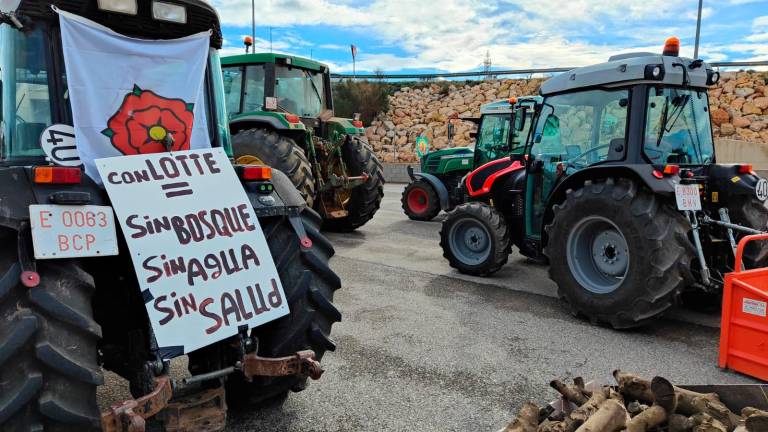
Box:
102;85;194;155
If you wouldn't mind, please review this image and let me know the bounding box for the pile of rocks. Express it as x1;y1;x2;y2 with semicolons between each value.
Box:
365;78;543;162
709;72;768;142
364;72;768;163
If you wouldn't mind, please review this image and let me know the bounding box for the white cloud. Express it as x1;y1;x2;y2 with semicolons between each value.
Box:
213;0;767;73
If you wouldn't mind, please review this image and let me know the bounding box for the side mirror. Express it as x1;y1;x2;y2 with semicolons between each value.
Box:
515;107;528;131
447;122;454;142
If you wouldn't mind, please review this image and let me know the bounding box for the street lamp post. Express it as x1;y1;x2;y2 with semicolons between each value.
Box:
694;0;703;59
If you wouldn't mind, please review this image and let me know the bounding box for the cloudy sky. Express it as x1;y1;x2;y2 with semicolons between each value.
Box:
210;0;768;74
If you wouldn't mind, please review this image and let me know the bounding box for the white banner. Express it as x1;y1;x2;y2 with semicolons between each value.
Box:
96;148;289;357
58;9;211;183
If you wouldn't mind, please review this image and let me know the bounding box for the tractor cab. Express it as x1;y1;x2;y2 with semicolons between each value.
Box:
516;37;721;244
442;37;768;328
221;53;341;132
0;0;231;166
473;96;538;167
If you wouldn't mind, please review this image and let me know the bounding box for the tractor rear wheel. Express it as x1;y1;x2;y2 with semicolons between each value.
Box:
0;230;102;431
232;128;316;207
545;178;694;329
223;207;341;406
402;179;440;221
440;202;510;276
322;136;384;232
729;197;768;268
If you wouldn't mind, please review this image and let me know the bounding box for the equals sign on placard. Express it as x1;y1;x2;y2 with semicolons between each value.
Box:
161;181;193;198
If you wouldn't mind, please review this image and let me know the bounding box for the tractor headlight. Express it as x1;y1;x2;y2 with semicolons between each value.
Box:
97;0;137;15
707;70;720;86
644;64;665;80
153;1;187;23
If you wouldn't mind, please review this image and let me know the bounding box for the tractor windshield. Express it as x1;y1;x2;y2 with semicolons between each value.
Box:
644;87;714;165
275;66;326;117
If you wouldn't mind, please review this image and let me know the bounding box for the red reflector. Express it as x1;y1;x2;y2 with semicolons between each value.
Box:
738;164;753;174
652;169;664;179
352;120;364;128
241;166;272;181
34;166;82;184
285;114;301;124
663;164;680;175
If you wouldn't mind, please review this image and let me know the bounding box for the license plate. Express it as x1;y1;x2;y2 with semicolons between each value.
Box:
30;205;119;259
675;184;702;211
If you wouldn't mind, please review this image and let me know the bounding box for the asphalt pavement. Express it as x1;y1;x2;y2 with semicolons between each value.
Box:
98;182;757;431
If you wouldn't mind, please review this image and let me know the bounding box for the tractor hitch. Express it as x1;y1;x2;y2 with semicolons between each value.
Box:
99;350;323;432
242;349;324;380
319;172;370;192
100;375;174;432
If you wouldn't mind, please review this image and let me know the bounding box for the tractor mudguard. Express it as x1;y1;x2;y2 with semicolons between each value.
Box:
542;164;677;238
407;165;451;211
242;168;307;218
230;114;292;132
706;164;766;201
465;158;525;198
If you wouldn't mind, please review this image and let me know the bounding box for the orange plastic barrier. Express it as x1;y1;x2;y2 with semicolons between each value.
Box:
719;233;768;381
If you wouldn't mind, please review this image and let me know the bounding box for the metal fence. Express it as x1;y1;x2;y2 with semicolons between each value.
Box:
331;60;768;80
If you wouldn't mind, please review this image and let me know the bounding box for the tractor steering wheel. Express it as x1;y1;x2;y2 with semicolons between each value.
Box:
566;144;611;170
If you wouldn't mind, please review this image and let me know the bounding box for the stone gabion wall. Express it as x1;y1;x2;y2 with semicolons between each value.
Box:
364;72;768;163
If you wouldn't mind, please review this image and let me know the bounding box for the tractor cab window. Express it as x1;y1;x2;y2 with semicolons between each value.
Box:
0;25;51;159
274;66;325;117
222;65;243;115
243;64;265;112
644;87;714;165
475;113;511;166
526;89;628;238
531;89;628;172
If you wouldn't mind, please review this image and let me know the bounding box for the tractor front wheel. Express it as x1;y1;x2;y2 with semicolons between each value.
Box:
232;128;316;207
545;178;694;329
440;202;510;276
402;179;440;221
322;136;384;232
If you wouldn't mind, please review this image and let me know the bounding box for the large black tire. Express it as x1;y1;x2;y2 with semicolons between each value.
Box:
440;202;510;276
0;231;102;431
225;207;341;405
729;197;768;268
232;128;316;208
322;136;385;232
402;180;440;221
544;178;695;329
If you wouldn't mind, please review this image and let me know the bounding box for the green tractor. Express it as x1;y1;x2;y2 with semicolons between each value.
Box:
0;1;341;429
221;52;384;232
402;97;538;221
440;38;768;327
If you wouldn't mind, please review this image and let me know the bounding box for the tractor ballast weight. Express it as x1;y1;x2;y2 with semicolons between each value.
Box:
440;37;768;328
402;97;538;221
0;1;342;430
221;52;384;232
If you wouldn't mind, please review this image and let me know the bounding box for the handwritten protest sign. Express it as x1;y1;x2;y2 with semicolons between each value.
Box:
96;148;288;357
